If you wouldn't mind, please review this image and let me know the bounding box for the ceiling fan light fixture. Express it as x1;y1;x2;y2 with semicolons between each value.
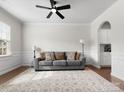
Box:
51;9;56;13
36;0;71;19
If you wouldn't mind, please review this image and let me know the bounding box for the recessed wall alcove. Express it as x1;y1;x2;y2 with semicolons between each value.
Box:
98;21;111;68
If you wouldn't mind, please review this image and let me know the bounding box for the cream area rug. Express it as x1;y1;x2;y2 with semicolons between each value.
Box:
0;69;122;92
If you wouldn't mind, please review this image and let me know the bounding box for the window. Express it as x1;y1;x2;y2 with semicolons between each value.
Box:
0;22;11;56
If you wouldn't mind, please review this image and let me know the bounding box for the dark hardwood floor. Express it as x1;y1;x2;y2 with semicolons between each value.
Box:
87;65;124;91
0;67;28;85
87;65;111;81
0;66;124;91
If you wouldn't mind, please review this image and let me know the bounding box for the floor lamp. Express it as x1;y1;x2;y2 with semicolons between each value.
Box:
32;46;36;59
32;46;36;67
79;39;85;57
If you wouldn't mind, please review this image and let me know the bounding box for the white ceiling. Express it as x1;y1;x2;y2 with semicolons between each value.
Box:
0;0;117;23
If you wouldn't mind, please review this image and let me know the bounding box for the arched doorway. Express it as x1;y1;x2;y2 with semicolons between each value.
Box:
98;21;111;68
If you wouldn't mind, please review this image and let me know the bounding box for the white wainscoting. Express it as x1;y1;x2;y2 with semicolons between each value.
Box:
0;51;22;75
22;51;34;66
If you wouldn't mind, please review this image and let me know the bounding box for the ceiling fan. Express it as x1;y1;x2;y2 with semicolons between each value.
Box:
36;0;71;19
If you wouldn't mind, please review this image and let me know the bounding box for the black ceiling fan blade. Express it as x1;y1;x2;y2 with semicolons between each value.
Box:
56;11;64;19
36;5;51;10
47;12;53;18
54;1;57;5
50;0;54;8
56;5;71;10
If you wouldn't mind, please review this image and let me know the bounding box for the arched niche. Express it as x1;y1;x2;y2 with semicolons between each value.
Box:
100;21;111;29
98;21;112;68
98;21;111;44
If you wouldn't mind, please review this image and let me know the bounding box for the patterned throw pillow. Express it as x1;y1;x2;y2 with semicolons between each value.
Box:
66;52;76;60
45;52;55;61
55;52;65;60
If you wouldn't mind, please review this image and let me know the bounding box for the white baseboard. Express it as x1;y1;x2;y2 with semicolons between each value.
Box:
0;64;22;75
92;63;101;69
22;62;33;66
111;72;124;81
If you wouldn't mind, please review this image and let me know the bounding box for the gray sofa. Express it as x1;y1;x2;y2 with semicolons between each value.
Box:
34;52;86;71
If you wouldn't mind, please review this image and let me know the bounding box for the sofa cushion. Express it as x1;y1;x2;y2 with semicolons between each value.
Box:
67;60;81;66
54;52;65;60
53;60;66;66
45;52;55;61
76;52;81;60
39;61;53;66
66;52;76;60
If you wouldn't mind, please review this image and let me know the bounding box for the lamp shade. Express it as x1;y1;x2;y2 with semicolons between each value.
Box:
79;39;85;44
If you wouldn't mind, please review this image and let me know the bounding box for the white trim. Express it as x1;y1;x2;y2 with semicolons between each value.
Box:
92;64;101;69
23;22;90;26
0;54;12;58
0;64;21;75
22;63;33;66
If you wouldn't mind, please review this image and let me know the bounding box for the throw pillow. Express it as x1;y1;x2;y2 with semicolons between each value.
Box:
55;52;65;60
50;52;55;61
76;52;81;60
45;52;55;61
45;52;52;61
66;52;76;60
40;52;45;60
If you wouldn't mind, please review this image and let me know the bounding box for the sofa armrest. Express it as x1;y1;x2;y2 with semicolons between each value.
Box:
79;53;86;65
80;57;86;65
